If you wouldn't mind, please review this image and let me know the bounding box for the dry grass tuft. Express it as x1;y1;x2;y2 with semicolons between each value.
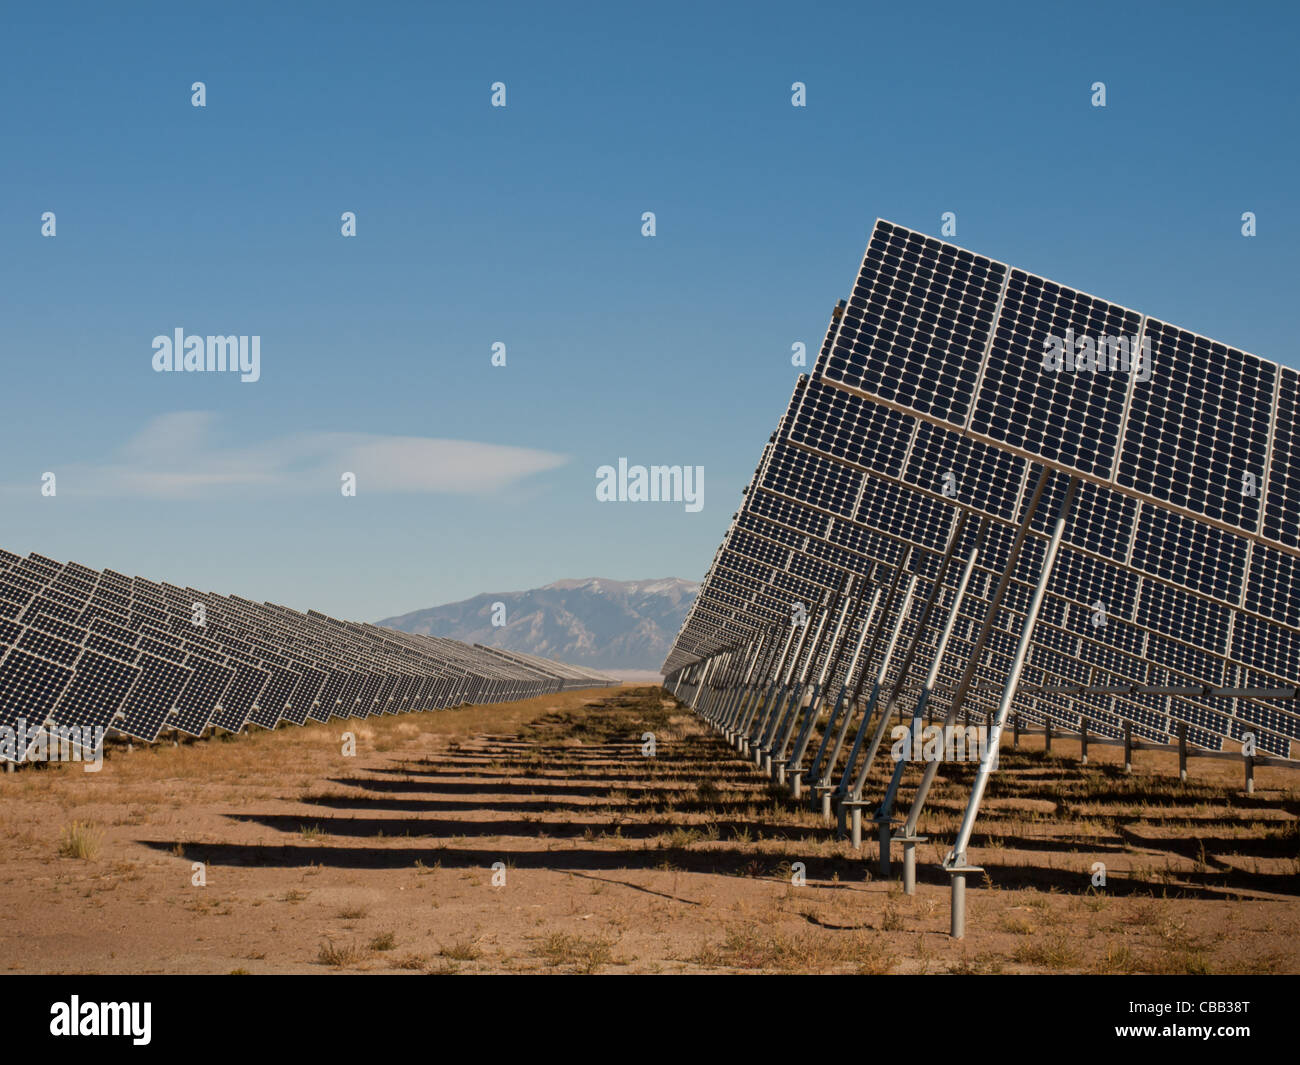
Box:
58;821;103;861
318;940;368;968
532;932;615;974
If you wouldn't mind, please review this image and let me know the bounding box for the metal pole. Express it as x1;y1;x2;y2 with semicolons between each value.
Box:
758;609;815;763
712;640;746;734
882;518;987;881
733;626;782;746
690;655;719;712
897;466;1054;850
742;622;797;752
721;635;763;738
834;576;918;807
700;649;728;722
774;586;843;758
771;598;834;782
816;545;919;794
714;642;751;728
845;512;971;804
698;652;728;720
951;873;966;939
753;621;801;744
1178;717;1188;783
945;475;1079;938
807;586;881;791
738;625;786;752
789;584;856;797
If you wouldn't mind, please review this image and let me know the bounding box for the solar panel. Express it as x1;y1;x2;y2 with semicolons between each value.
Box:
0;645;73;744
811;221;1299;554
972;269;1140;479
171;654;236;736
668;221;1300;777
45;648;139;746
826;222;1005;428
118;653;192;741
1118;319;1273;531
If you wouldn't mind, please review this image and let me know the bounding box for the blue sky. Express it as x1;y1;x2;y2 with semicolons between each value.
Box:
1;0;1297;621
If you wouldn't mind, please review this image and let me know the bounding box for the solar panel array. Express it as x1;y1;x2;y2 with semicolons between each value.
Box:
665;220;1300;768
0;548;614;763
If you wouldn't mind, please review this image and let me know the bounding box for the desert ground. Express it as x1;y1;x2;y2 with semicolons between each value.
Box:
1;685;1296;974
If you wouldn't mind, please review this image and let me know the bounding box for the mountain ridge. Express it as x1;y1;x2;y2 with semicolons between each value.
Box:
376;576;698;674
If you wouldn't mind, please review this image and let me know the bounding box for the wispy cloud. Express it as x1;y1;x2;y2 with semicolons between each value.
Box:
27;411;569;499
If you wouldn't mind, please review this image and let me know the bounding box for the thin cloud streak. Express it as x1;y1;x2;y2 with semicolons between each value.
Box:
15;412;569;500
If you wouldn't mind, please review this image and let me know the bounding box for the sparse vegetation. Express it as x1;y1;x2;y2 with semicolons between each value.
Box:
58;821;103;861
439;938;483;961
532;933;615;974
318;940;367;968
3;685;1296;976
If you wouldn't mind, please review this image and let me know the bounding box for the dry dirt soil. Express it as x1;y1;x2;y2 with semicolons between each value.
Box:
1;685;1296;974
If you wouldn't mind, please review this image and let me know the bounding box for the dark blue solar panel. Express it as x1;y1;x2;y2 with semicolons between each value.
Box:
790;376;913;476
1118;320;1273;532
1263;365;1300;549
971;270;1140;478
1131;505;1248;602
823;221;1004;427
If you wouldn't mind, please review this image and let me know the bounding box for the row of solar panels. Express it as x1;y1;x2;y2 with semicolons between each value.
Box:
0;547;615;761
664;221;1300;762
705;390;1299;755
671;444;1296;758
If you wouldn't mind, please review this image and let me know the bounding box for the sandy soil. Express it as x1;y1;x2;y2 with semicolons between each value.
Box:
0;686;1295;974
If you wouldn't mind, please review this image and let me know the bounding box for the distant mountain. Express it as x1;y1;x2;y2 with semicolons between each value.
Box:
376;577;698;675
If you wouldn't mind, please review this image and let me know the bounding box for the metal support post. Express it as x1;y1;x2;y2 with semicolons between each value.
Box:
833;576;918;834
789;583;856;796
1178;718;1188;783
881;519;986;877
944;474;1078;938
845;512;971;806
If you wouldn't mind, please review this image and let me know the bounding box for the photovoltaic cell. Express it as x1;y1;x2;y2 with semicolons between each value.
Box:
0;647;73;734
47;650;139;739
970;270;1140;478
1263;366;1300;549
1131;506;1248;603
855;477;953;552
246;664;299;729
762;443;861;520
172;656;235;736
1137;580;1231;655
118;654;192;741
1118;320;1273;533
1244;542;1300;627
903;419;1026;521
282;667;327;726
790;376;913;476
825;221;1005;427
